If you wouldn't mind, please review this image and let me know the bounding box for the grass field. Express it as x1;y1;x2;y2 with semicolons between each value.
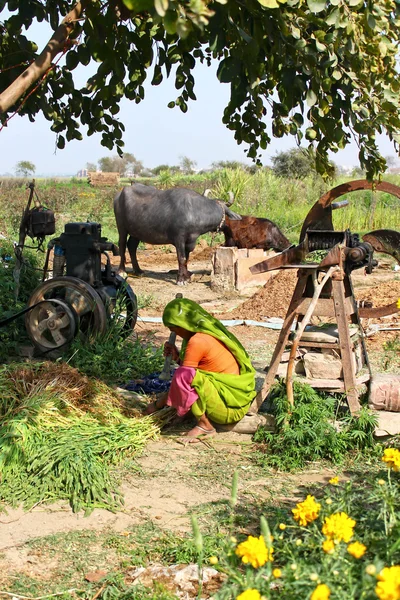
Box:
1;170;399;246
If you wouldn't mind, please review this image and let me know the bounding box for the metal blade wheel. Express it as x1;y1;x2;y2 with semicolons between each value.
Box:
300;180;400;319
26;276;107;352
26;299;77;352
111;275;138;333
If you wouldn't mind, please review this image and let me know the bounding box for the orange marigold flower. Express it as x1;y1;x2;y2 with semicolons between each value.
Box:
236;589;262;600
375;565;400;600
322;539;335;554
347;541;367;559
311;583;331;600
292;495;321;526
382;448;400;472
272;568;282;578
322;512;356;543
235;535;273;568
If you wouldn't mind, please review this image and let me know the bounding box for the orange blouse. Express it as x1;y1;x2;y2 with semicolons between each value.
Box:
182;332;240;375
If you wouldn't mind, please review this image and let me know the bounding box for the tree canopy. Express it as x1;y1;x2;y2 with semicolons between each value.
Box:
1;0;400;179
15;160;36;177
97;152;143;175
271;147;319;178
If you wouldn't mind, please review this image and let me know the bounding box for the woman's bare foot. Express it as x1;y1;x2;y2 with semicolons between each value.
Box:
181;414;216;443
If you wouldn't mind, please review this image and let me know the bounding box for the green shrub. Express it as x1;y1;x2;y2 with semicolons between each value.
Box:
253;380;378;471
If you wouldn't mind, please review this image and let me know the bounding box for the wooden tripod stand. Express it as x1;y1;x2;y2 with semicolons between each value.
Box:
250;263;371;416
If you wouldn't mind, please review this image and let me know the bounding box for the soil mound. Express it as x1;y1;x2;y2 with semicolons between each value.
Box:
220;270;298;320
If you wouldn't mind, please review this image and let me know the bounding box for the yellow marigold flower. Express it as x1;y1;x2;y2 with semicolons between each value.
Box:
235;535;273;568
209;556;219;565
322;512;356;543
322;539;335;554
292;495;321;526
347;541;367;559
311;583;331;600
378;479;386;486
382;448;400;472
329;476;339;485
279;523;287;530
375;565;400;600
272;568;282;578
366;565;377;576
236;589;261;600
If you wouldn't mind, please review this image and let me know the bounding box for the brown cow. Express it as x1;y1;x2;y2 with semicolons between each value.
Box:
221;215;291;252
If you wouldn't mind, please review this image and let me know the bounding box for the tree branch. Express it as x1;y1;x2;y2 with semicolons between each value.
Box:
0;0;91;115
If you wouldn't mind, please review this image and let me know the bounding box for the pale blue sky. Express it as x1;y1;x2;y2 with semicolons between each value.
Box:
0;10;397;176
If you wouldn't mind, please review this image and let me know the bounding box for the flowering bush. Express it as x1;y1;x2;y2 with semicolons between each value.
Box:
211;449;400;600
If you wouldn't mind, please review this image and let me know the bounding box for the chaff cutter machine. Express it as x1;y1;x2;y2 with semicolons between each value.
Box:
250;179;400;415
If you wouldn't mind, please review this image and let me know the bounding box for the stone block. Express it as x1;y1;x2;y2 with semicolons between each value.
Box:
210;247;237;292
303;352;343;380
211;247;279;292
216;413;275;434
369;374;400;412
374;410;400;437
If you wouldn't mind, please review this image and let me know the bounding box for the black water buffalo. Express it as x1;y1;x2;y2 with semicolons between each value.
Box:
221;215;291;252
114;183;241;284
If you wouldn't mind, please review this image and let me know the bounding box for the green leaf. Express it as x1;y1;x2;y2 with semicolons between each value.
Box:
57;135;65;149
326;8;339;26
121;0;153;10
217;57;242;83
307;0;326;13
65;51;79;71
257;0;279;8
367;13;376;30
154;0;168;17
306;89;317;107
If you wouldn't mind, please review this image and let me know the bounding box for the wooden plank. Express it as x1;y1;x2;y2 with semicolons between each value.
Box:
249;271;309;413
296;296;355;317
332;278;361;414
292;372;370;391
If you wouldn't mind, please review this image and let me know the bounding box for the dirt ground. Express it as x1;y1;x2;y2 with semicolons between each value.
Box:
1;244;399;583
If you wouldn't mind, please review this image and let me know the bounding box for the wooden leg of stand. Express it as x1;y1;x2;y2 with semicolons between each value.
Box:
248;271;309;414
332;279;361;415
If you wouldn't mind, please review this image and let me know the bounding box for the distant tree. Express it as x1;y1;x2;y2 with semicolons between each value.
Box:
152;164;180;176
15;160;35;177
211;160;248;171
351;166;366;178
271;148;320;179
98;153;143;176
179;156;197;175
86;162;97;172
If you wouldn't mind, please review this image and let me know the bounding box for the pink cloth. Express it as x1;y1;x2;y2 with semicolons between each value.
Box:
166;366;198;417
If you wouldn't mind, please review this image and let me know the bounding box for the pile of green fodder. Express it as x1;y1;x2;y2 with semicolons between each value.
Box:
253;379;379;471
0;361;172;513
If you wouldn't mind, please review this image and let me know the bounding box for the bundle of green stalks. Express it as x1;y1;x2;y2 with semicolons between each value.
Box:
0;361;174;513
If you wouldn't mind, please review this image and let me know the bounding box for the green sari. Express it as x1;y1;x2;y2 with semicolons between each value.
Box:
162;298;256;424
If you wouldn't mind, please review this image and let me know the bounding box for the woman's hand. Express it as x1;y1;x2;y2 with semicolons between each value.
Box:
164;341;180;362
143;401;158;415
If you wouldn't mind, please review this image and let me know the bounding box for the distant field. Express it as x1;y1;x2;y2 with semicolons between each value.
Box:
1;170;399;246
